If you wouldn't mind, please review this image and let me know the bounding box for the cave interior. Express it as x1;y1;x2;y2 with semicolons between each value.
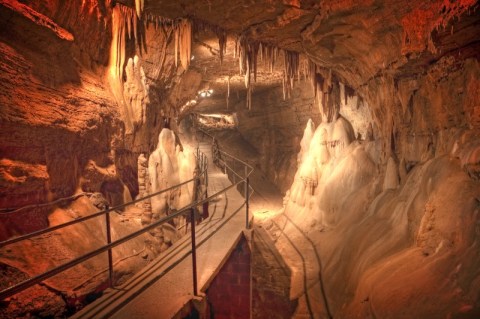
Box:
0;0;480;318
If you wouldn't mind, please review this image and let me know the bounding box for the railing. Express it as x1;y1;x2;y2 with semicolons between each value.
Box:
0;131;255;303
195;125;255;230
0;151;207;300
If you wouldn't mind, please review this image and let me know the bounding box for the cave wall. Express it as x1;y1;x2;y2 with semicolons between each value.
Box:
272;7;480;318
222;78;372;194
0;0;120;236
0;0;479;318
0;1;202;317
0;0;203;236
234;83;320;194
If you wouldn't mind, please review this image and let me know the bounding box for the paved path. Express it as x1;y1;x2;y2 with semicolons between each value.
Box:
73;139;248;319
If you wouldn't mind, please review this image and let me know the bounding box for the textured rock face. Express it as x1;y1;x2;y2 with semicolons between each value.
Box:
0;0;120;239
0;0;200;317
144;128;196;250
0;0;201;231
0;0;479;318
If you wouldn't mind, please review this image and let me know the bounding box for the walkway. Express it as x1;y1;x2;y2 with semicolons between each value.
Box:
265;213;332;319
73;139;249;319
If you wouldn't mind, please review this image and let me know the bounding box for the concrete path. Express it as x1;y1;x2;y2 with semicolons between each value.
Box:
73;139;249;319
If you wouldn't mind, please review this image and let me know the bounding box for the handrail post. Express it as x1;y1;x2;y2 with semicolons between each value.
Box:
105;205;114;287
190;207;198;296
245;166;250;229
205;155;209;189
233;159;236;184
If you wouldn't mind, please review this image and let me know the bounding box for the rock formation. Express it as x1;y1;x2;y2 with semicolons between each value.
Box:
146;128;196;247
0;0;479;317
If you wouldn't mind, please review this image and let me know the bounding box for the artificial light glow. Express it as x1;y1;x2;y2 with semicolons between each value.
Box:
191;55;195;60
186;99;197;106
179;99;197;113
198;88;213;98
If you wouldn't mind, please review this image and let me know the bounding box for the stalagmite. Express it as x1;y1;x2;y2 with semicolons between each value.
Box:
147;129;196;240
383;156;400;190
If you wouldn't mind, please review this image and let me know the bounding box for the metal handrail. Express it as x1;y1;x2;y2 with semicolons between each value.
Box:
191;113;254;176
0;154;208;248
0;172;242;301
0;132;255;302
195;125;255;231
0;151;208;299
0;192;92;214
197;127;254;184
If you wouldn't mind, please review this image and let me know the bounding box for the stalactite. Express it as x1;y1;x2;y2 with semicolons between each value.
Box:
246;85;253;110
233;35;307;106
217;28;227;64
135;0;144;18
126;9;132;39
108;5;132;132
133;8;138;45
191;19;227;64
174;19;192;70
174;23;179;67
245;59;250;88
298;55;310;81
282;50;299;100
227;75;231;109
111;6;127;81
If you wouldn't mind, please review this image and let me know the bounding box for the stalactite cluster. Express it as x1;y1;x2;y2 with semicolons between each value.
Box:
233;35;306;109
258;43;280;72
110;5;346;116
125;4;147;53
282;51;299;99
112;3;195;78
111;3;149;82
235;35;259;90
308;60;342;123
193;19;228;64
144;13;174;31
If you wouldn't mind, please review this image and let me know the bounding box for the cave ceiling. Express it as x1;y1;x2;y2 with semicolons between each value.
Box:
115;0;480;111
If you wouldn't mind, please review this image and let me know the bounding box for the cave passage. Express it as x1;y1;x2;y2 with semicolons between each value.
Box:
1;1;480;318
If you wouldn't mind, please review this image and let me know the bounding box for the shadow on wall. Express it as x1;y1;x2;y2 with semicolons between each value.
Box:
0;4;80;87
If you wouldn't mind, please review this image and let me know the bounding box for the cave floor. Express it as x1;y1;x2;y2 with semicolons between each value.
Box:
72;139;253;319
